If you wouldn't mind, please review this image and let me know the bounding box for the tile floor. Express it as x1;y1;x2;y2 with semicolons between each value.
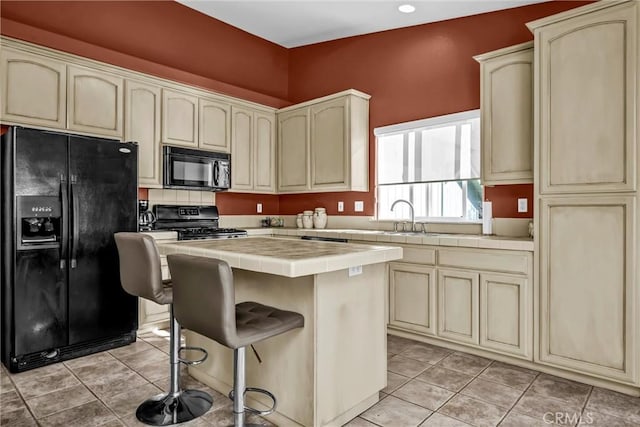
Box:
2;332;640;427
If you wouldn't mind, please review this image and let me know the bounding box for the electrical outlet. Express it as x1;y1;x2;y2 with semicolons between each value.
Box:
337;201;344;212
518;198;528;213
354;201;364;212
349;265;362;276
257;203;262;213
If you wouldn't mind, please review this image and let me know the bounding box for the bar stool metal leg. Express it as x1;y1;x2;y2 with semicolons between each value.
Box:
233;347;246;427
136;306;213;426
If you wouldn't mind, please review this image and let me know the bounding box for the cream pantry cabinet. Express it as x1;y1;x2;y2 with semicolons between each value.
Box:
0;48;67;129
389;262;436;335
530;0;637;195
277;90;370;193
67;66;123;138
474;42;533;185
125;80;162;187
529;0;640;386
231;106;276;193
537;195;636;383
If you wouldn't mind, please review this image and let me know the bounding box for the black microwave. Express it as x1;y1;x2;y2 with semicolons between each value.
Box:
163;146;231;191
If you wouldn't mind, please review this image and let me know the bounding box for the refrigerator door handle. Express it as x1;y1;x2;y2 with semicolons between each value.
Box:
70;175;79;269
60;174;68;270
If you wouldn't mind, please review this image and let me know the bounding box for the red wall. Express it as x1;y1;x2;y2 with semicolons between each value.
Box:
284;1;591;218
1;1;592;218
0;0;290;107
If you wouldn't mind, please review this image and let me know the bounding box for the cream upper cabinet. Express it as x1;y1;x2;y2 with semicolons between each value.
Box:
480;273;531;359
67;65;123;138
537;195;636;383
162;89;198;147
230;107;276;193
437;268;479;346
529;1;637;194
125;80;162;188
278;108;310;192
199;98;230;152
474;42;533;185
277;90;370;193
1;48;66;129
253;111;276;192
231;106;254;191
389;262;436;336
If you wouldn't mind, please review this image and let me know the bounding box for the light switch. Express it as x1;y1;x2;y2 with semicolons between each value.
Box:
257;203;263;213
517;198;528;213
349;265;362;276
337;201;344;212
354;201;364;212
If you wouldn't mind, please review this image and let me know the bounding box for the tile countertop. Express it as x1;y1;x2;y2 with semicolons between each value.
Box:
157;237;403;278
246;228;534;251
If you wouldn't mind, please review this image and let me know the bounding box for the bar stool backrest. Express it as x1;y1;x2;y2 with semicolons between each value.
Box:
168;254;238;347
114;232;171;305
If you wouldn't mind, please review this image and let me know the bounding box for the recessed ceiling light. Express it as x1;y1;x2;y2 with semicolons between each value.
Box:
398;4;416;13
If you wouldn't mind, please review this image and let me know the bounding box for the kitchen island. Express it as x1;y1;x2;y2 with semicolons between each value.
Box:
157;237;402;427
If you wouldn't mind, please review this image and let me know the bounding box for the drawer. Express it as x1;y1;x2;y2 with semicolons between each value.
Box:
438;248;531;275
401;245;436;265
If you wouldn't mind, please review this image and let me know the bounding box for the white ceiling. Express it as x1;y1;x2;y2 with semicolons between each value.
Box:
177;0;547;48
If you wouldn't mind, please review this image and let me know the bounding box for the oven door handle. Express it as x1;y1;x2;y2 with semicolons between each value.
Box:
60;174;68;270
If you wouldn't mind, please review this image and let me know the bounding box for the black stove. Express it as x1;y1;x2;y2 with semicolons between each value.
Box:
152;204;247;240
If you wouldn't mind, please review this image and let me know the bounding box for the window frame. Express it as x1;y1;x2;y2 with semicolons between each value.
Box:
374;109;482;223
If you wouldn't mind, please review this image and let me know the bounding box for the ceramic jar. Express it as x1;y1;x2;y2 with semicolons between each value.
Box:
302;211;314;229
313;207;327;229
296;213;304;228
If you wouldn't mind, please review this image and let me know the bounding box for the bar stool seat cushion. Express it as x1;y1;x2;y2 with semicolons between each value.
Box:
234;302;304;349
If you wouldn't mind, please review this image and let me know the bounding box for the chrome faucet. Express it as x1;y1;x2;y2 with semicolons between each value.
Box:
390;199;415;232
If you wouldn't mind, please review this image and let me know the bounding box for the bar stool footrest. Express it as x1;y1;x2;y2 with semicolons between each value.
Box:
228;387;277;416
178;346;208;365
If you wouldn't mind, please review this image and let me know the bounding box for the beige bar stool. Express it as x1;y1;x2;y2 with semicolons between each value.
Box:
114;233;213;426
167;254;304;427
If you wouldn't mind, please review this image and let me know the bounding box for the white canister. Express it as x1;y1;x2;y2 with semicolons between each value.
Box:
302;214;314;229
313;208;327;229
296;213;304;229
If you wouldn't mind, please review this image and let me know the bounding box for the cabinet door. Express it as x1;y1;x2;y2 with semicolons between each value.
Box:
254;111;276;193
1;49;66;129
199;98;230;152
480;273;531;359
480;45;533;185
67;66;123;137
537;1;637;194
538;196;636;382
278;108;309;192
437;269;479;345
162;89;198;147
389;263;436;335
310;97;349;190
231;106;254;191
125;80;162;187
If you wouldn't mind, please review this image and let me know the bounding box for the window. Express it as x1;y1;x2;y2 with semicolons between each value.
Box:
375;110;482;222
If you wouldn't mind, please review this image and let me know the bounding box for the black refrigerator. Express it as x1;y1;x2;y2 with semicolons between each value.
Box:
1;126;138;372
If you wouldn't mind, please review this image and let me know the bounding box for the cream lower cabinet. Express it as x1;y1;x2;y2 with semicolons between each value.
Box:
480;273;531;359
437;269;479;345
1;48;67;129
389;262;436;335
231;106;276;193
67;65;123;138
537;196;636;383
125;80;162;187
